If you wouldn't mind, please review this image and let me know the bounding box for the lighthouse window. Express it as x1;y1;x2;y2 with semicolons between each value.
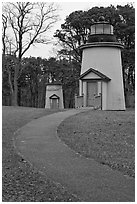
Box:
91;24;96;35
96;24;103;34
103;24;110;34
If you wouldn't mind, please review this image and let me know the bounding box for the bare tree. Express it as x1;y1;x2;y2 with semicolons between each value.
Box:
2;2;59;106
2;14;8;56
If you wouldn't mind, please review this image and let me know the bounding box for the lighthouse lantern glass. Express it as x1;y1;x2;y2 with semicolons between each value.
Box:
103;24;110;34
91;23;114;35
91;24;96;35
96;24;103;34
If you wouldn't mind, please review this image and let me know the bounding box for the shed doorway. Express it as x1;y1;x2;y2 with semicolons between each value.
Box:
51;98;59;109
49;94;59;109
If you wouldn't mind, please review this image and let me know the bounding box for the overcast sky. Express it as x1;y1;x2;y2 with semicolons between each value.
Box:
24;1;132;59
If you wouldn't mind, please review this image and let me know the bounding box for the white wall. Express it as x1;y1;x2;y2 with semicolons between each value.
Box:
81;45;125;110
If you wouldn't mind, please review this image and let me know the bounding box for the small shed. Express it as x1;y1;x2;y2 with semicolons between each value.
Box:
45;82;64;109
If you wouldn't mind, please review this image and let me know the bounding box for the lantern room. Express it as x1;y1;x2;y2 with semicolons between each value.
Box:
90;19;113;35
88;17;116;43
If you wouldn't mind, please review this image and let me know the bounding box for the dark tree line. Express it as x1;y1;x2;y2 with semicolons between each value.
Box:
2;56;80;108
2;3;135;108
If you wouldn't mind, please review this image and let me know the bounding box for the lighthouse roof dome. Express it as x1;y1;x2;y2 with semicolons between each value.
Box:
99;16;105;21
91;16;110;26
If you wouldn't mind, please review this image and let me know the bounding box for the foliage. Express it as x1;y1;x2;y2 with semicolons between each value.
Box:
55;4;135;50
2;54;17;105
2;56;80;108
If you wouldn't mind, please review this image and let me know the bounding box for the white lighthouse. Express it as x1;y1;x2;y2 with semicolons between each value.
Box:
76;17;125;110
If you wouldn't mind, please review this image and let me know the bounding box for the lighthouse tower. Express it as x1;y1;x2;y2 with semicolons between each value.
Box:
76;17;125;110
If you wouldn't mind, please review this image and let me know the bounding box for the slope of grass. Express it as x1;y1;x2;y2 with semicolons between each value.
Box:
57;109;135;177
2;106;79;202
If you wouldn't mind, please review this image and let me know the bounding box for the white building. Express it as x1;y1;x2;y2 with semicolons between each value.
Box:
75;17;126;110
45;83;64;109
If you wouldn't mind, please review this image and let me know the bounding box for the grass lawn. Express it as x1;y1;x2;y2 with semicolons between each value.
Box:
57;109;135;178
2;106;79;202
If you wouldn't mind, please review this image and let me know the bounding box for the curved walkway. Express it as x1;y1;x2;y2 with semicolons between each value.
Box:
15;109;135;202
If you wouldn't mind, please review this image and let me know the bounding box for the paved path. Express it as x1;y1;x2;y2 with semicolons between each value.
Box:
15;109;135;202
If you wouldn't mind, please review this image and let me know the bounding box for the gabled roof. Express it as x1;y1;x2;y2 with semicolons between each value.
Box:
49;94;60;99
79;68;111;81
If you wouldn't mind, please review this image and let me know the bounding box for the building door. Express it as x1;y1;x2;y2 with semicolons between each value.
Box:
87;82;98;107
51;99;58;109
